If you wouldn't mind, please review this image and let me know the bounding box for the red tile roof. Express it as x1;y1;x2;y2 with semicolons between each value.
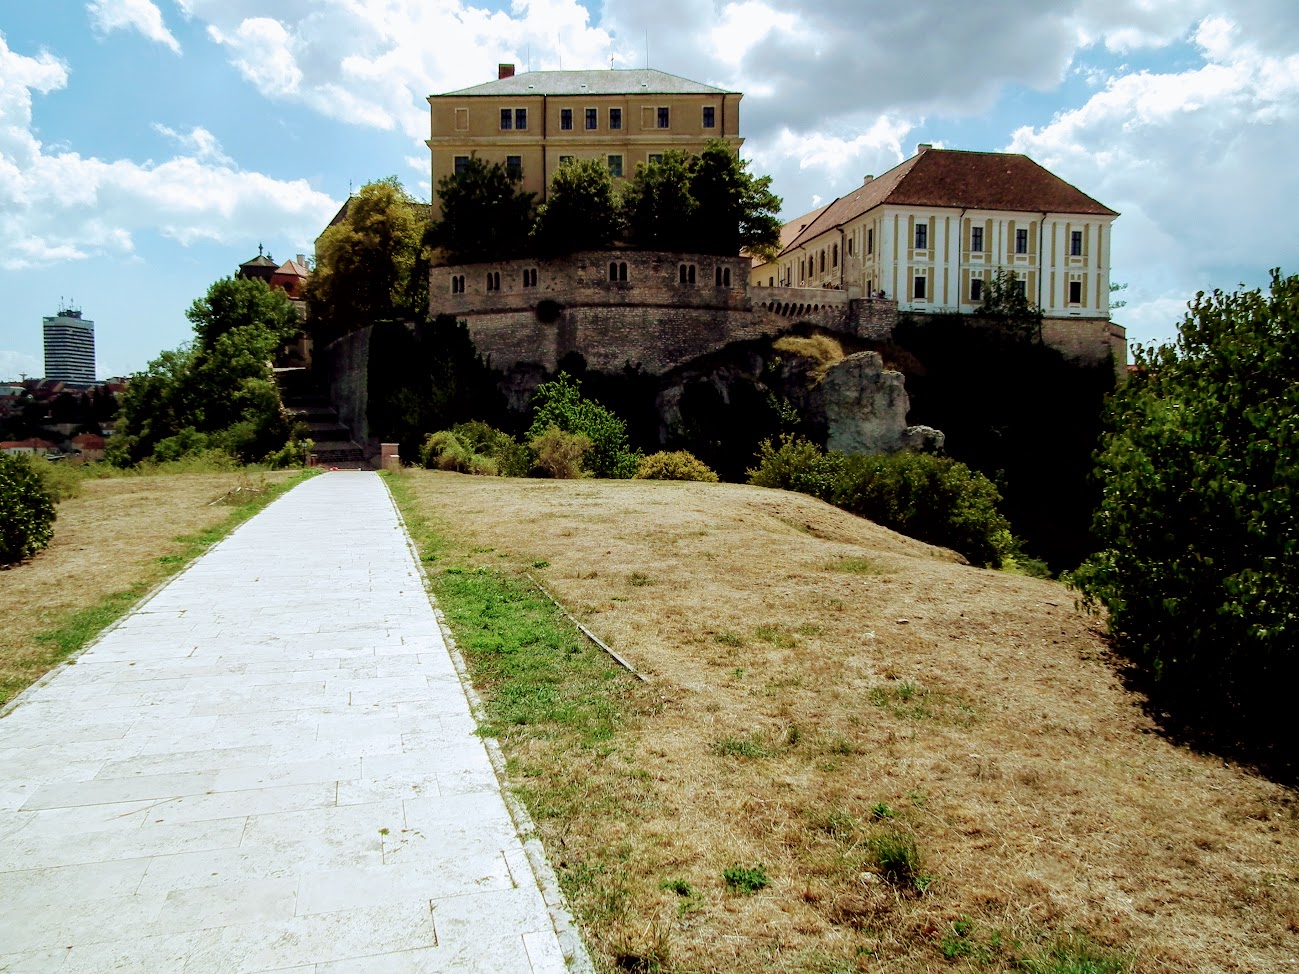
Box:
781;148;1117;255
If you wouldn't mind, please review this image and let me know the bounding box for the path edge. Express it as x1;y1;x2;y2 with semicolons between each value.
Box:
379;474;596;974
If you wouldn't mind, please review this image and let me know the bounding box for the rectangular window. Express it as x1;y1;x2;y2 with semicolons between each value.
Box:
847;236;854;257
867;228;874;254
970;226;983;252
1015;228;1029;254
648;153;664;165
819;250;826;273
585;108;597;130
1071;230;1083;256
1015;278;1027;296
657;106;670;129
560;108;573;130
454;108;469;131
970;278;983;302
506;155;521;178
915;223;927;249
703;106;715;128
558;155;573;165
608;154;623;178
514;108;527;130
500;108;512;130
454;155;470;175
1069;280;1083;303
914;275;927;300
609;107;622;130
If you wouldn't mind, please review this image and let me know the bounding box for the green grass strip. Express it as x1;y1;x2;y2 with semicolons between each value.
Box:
383;472;633;751
13;470;316;701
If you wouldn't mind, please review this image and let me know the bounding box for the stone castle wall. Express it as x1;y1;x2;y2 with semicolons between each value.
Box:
431;249;1123;377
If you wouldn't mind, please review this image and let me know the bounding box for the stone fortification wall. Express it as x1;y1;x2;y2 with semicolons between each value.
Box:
1041;317;1128;376
433;251;765;374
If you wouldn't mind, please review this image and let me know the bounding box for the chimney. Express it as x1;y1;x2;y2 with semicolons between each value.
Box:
498;63;515;80
296;254;306;265
863;174;874;184
916;143;932;154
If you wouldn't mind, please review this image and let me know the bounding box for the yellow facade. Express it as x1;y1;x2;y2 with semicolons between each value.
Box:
427;68;742;216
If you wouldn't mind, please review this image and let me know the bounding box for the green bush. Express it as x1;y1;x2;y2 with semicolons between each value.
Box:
0;453;57;565
528;372;639;478
634;451;719;483
451;421;530;477
748;435;1013;567
1068;270;1299;759
531;425;591;479
420;430;471;471
262;437;313;469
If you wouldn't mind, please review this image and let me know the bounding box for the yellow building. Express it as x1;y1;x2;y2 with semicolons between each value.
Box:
753;145;1120;323
426;65;742;215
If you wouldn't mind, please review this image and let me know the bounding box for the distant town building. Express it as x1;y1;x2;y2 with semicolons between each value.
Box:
427;66;743;216
42;308;95;384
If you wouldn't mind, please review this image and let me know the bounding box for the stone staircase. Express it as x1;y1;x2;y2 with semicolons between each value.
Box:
276;368;369;469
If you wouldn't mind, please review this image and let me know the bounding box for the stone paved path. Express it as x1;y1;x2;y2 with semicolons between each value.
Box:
0;472;575;973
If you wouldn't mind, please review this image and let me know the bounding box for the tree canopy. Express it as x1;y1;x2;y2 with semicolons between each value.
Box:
427;158;535;265
532;158;620;256
109;277;303;467
306;177;428;345
1070;269;1299;769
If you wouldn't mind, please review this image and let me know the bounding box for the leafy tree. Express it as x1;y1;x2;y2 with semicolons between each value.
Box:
428;157;535;264
532;158;620;255
306;177;428;344
188;275;300;350
977;268;1043;342
527;372;639;478
0;453;56;565
1070;270;1299;767
109;278;300;466
689;141;781;258
620;151;697;252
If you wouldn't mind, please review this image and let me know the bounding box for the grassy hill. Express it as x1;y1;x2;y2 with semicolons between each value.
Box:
393;472;1299;974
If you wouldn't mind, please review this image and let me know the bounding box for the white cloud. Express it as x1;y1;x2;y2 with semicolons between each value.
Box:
1007;16;1299;344
0;36;339;271
86;0;181;54
151;124;234;165
190;0;613;139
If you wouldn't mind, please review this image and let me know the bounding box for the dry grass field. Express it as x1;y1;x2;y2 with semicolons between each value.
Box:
0;470;298;706
396;471;1299;974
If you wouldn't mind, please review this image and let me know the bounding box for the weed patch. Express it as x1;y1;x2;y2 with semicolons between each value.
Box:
869;828;930;893
723;863;769;893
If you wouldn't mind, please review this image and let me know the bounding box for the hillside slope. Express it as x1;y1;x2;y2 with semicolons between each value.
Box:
399;473;1298;973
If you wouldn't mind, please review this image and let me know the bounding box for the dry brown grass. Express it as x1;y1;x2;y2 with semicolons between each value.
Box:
0;471;295;705
773;334;846;381
401;471;1299;973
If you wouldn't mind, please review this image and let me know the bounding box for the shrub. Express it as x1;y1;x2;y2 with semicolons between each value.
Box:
262;437;313;469
420;430;472;471
1069;271;1299;764
634;451;719;483
0;453;57;565
451;421;530;477
748;435;1013;567
531;425;591;479
25;455;84;502
528;372;639;478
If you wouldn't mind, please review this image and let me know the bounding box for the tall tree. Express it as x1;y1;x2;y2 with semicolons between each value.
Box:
1070;269;1299;771
109;278;300;466
427;157;535;265
619;151;697;252
532;158;620;256
690;141;782;258
306;177;428;345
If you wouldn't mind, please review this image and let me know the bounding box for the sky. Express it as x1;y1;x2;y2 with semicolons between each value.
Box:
2;1;1297;380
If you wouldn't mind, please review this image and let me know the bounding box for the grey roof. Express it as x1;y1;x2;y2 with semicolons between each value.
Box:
438;69;736;98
